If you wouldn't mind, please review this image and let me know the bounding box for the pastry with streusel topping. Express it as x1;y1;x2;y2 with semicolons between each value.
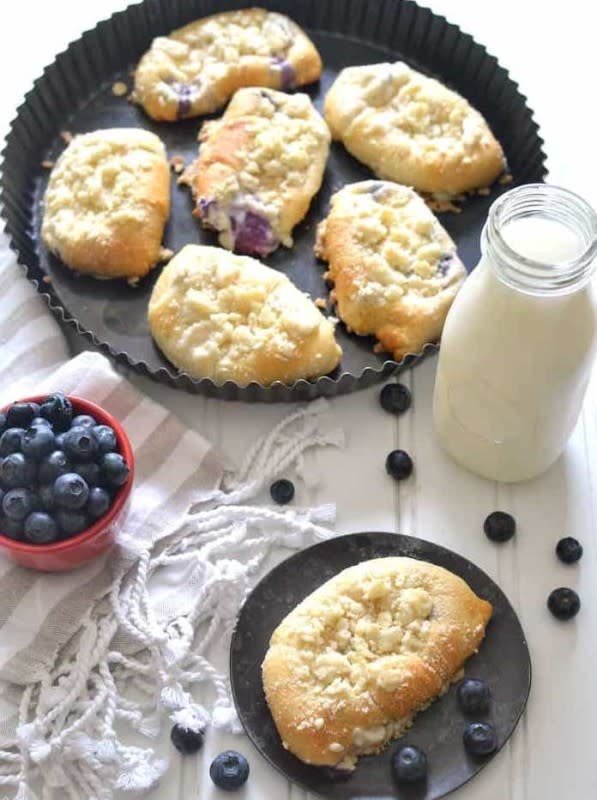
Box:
315;181;466;360
148;245;341;385
262;557;492;768
133;8;322;121
181;87;330;257
324;61;504;195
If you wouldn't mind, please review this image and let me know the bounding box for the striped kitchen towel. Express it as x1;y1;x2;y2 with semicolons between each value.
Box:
0;237;343;799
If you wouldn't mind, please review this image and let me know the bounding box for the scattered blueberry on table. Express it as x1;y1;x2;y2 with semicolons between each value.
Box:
457;678;491;715
270;478;295;505
556;537;583;564
210;750;250;790
170;723;204;755
463;721;497;756
547;587;580;620
483;511;516;543
379;382;412;415
391;744;428;783
0;393;130;545
385;449;413;480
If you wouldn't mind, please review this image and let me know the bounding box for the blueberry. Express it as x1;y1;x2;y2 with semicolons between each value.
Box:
72;414;97;429
379;383;412;415
63;426;98;463
39;393;73;432
0;428;25;456
209;751;250;791
86;487;111;520
54;473;89;510
30;416;52;429
56;509;89;538
93;425;117;455
2;488;36;521
6;402;39;429
556;537;583;564
0;516;24;540
457;678;491;715
100;453;130;488
463;721;497;756
483;511;516;543
39;450;72;484
54;432;66;450
548;587;580;620
0;412;5;434
73;461;100;487
391;745;428;783
270;479;294;505
23;512;58;544
385;449;413;480
22;426;55;461
38;485;55;511
0;454;36;488
170;724;205;755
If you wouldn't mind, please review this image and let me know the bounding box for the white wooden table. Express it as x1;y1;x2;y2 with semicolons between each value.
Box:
1;2;596;798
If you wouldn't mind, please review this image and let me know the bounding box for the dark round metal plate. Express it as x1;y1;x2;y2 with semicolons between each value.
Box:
0;0;546;401
230;532;531;799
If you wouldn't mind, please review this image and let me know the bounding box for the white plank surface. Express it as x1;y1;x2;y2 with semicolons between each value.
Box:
1;2;596;799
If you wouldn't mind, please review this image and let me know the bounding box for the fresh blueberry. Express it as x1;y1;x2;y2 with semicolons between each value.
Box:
0;488;4;507
71;414;97;429
6;402;39;429
483;511;516;543
170;724;205;755
30;416;52;429
93;425;117;455
556;537;583;564
39;450;71;484
54;432;66;450
379;383;412;415
0;453;36;488
63;426;98;463
100;453;130;488
209;751;250;791
54;473;89;510
38;484;55;511
548;587;580;620
39;393;73;432
463;721;497;756
0;428;25;456
86;487;111;520
270;479;294;505
391;745;428;783
73;461;100;487
23;512;58;544
0;516;24;540
55;509;89;538
385;450;413;480
0;412;6;434
22;426;55;461
457;678;491;715
2;488;36;521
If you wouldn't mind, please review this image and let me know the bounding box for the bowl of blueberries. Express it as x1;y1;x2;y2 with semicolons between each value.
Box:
0;393;134;571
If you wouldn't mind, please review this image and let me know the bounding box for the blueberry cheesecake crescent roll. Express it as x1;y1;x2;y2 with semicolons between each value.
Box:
316;181;466;360
41;129;170;280
182;87;330;257
262;557;492;768
133;8;322;121
148;245;342;386
324;62;504;195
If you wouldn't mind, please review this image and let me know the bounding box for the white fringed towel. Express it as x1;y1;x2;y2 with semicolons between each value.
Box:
0;236;344;799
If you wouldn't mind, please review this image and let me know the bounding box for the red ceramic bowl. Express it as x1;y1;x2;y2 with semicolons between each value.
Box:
0;395;134;571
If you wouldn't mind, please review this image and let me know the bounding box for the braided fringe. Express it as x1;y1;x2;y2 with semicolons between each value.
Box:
2;399;343;799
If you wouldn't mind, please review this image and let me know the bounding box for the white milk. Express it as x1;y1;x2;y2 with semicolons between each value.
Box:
433;186;597;482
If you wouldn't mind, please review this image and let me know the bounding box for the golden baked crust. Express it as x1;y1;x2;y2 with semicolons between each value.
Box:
41;129;170;280
148;245;342;385
324;62;504;195
316;181;466;360
262;557;492;768
133;8;322;121
182;87;330;257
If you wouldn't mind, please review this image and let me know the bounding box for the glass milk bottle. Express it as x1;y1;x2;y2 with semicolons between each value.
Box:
433;184;597;482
